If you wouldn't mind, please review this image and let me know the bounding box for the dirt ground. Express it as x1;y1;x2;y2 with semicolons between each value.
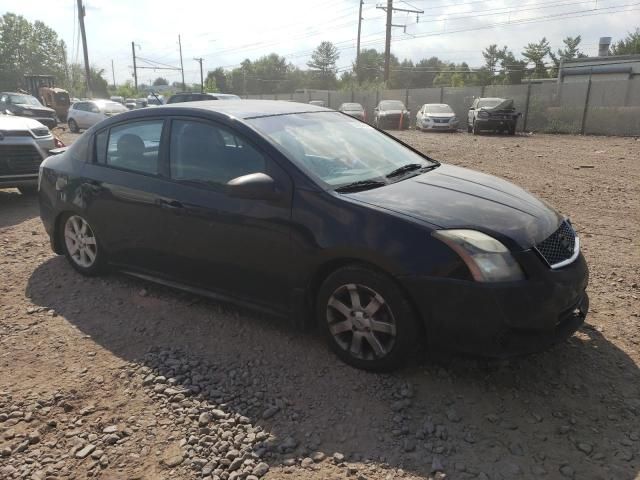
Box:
1;129;639;480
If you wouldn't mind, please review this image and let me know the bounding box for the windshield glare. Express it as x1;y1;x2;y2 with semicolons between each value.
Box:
478;99;503;108
424;104;453;114
249;112;434;188
9;95;41;106
341;103;363;111
380;101;405;111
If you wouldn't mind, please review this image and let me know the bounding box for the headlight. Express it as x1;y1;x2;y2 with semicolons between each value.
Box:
433;229;525;282
20;110;34;116
6;109;14;115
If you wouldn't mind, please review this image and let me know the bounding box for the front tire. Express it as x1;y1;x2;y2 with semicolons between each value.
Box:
317;265;419;371
68;118;79;133
59;213;105;276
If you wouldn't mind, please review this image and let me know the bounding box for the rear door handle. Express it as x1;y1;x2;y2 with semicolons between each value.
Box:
158;199;184;210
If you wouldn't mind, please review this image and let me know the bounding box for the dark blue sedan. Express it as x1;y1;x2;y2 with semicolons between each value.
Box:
38;100;589;370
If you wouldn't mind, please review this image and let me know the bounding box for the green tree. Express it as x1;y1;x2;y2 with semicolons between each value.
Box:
611;29;640;55
0;13;67;91
205;67;228;93
497;50;527;84
307;41;339;89
522;37;551;78
549;36;585;76
152;77;168;86
354;48;384;85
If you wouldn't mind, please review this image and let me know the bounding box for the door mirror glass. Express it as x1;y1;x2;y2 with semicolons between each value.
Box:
227;172;280;200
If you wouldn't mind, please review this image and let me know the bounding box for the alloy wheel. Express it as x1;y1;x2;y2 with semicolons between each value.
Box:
326;283;397;360
64;215;98;268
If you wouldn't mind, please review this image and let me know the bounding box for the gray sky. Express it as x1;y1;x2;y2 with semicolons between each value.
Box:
4;0;639;86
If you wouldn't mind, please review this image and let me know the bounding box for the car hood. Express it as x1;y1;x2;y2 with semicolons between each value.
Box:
344;164;561;249
0;115;47;131
14;103;56;115
423;112;455;118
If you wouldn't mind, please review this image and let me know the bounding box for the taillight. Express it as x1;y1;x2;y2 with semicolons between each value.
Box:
54;136;65;148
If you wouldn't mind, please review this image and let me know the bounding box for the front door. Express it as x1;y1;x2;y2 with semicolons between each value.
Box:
159;117;294;310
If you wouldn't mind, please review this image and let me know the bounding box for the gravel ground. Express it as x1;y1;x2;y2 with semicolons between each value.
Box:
1;129;639;480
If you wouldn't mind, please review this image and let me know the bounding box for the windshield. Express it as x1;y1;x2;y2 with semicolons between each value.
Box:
379;100;405;111
424;104;453;114
9;94;41;106
97;101;127;113
248;112;435;188
477;98;513;109
341;103;363;112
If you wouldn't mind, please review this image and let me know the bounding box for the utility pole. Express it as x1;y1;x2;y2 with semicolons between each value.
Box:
111;59;116;88
194;58;204;93
131;42;138;92
383;0;392;83
376;1;423;83
178;35;185;92
356;0;364;84
76;0;91;96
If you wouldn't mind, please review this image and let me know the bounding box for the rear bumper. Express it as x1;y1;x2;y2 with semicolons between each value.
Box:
400;252;589;357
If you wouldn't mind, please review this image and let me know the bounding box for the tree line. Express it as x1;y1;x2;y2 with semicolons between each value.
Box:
1;11;638;98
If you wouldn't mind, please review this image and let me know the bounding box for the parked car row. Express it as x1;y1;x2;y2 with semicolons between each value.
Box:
329;97;520;135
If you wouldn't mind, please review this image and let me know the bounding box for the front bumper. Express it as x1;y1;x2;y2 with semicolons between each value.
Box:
35;117;57;129
420;121;458;131
475;118;516;130
401;251;589;357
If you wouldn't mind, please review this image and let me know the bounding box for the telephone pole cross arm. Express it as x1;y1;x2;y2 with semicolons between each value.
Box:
376;1;423;83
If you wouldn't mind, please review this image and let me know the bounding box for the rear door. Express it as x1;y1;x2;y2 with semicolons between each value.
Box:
159;117;294;310
81;118;174;273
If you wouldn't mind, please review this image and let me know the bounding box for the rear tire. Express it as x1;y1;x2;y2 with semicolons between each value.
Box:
68;118;79;133
59;213;106;276
317;264;419;371
18;186;38;196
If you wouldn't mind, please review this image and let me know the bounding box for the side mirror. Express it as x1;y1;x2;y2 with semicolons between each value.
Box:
227;172;281;201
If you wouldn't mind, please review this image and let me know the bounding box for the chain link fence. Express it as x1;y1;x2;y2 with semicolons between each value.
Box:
243;78;640;136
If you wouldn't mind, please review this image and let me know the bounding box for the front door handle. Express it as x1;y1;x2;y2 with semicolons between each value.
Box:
158;199;184;210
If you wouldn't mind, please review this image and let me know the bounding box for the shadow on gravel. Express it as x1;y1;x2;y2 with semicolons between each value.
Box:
0;190;39;229
26;257;640;480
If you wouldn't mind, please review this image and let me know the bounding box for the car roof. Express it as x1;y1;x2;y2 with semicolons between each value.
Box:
141;99;330;119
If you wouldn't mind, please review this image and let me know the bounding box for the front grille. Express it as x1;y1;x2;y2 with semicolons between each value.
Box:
434;118;449;123
535;220;578;268
0;130;31;137
0;145;43;176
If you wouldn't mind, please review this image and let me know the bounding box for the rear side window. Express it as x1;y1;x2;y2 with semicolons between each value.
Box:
102;120;164;175
169;119;266;185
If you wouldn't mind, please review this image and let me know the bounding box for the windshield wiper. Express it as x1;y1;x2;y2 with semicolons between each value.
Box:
386;162;439;179
335;179;387;193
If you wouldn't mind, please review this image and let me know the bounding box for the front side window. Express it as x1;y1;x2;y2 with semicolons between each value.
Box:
169;119;266;186
249;112;436;188
104;120;163;175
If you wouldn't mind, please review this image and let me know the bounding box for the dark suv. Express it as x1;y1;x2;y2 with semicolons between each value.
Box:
0;92;58;129
468;97;520;135
167;92;241;104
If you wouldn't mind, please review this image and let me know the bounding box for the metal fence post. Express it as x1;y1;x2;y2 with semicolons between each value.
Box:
522;82;532;132
327;91;331;108
375;89;379;106
480;85;486;97
439;87;444;103
580;74;593;135
351;89;355;102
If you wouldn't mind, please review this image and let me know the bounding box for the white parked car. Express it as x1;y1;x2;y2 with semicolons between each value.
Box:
0;115;63;194
416;103;458;132
67;100;128;132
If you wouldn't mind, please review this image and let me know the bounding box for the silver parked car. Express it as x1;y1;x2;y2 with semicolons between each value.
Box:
67;100;128;132
416;104;458;132
338;102;366;121
0;115;62;194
